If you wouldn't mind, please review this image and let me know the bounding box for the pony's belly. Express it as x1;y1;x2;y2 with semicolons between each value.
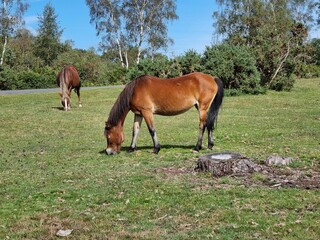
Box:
153;103;194;116
152;96;197;115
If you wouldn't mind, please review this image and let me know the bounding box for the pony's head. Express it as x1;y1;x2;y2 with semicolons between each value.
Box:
59;92;71;111
104;122;124;155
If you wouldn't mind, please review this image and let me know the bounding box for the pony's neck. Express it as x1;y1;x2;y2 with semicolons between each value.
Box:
107;105;130;128
110;109;129;128
107;81;135;127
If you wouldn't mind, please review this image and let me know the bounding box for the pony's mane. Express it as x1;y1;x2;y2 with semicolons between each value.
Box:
59;68;69;99
107;77;141;127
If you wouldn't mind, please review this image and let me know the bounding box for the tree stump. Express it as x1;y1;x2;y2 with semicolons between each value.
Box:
195;152;262;177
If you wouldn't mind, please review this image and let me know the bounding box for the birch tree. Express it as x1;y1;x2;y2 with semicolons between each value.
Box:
122;0;177;64
0;0;28;65
86;0;177;67
86;0;128;68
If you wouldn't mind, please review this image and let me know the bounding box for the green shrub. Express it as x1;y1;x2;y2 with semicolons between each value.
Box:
0;67;56;90
0;66;18;90
203;43;265;94
298;64;320;78
269;62;295;91
127;56;181;81
99;64;128;85
268;60;296;91
179;49;203;74
54;49;128;86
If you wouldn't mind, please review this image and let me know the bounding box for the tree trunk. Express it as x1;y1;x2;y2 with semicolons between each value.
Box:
268;39;291;87
136;26;143;64
116;37;125;68
0;35;8;66
1;0;8;66
124;50;129;69
195;153;262;177
136;5;145;65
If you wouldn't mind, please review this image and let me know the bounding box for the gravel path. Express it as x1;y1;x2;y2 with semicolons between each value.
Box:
0;85;123;96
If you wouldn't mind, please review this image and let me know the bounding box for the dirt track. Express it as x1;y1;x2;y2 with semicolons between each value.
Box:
0;85;123;96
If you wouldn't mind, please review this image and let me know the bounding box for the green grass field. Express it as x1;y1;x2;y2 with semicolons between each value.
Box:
0;78;319;239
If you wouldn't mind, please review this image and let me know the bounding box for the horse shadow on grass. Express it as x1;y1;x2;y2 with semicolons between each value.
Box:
52;106;65;111
99;144;195;155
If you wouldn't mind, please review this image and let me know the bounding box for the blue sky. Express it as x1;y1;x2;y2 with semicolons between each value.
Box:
25;0;319;56
24;0;218;56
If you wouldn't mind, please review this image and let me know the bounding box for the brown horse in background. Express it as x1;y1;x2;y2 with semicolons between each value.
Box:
57;65;82;111
104;72;224;155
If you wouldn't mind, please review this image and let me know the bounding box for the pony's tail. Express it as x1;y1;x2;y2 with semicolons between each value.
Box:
206;77;224;131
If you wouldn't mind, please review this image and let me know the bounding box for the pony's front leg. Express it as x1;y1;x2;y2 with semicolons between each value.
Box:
129;114;143;152
148;127;160;154
64;98;68;111
142;111;160;154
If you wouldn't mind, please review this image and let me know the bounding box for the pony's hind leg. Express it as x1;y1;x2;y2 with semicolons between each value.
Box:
208;129;214;149
129;114;143;152
195;127;205;152
75;87;82;107
194;109;207;152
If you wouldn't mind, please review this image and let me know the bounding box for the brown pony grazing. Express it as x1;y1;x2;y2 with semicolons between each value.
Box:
104;72;224;155
57;65;82;111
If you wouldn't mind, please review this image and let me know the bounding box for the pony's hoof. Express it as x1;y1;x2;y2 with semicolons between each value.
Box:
128;147;136;153
153;150;160;154
194;145;202;152
192;149;199;153
79;104;82;107
153;147;160;154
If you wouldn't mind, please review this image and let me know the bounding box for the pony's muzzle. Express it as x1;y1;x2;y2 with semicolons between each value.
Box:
106;148;118;155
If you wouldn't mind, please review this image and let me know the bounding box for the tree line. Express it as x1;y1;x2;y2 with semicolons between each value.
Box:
0;0;320;94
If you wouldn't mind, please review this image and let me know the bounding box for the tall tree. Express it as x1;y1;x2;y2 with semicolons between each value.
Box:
86;0;178;68
121;0;178;64
0;0;28;65
33;3;63;66
148;26;173;62
213;0;319;90
87;0;128;68
8;28;42;69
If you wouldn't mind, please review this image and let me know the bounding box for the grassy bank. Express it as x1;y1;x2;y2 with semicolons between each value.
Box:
0;78;319;239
